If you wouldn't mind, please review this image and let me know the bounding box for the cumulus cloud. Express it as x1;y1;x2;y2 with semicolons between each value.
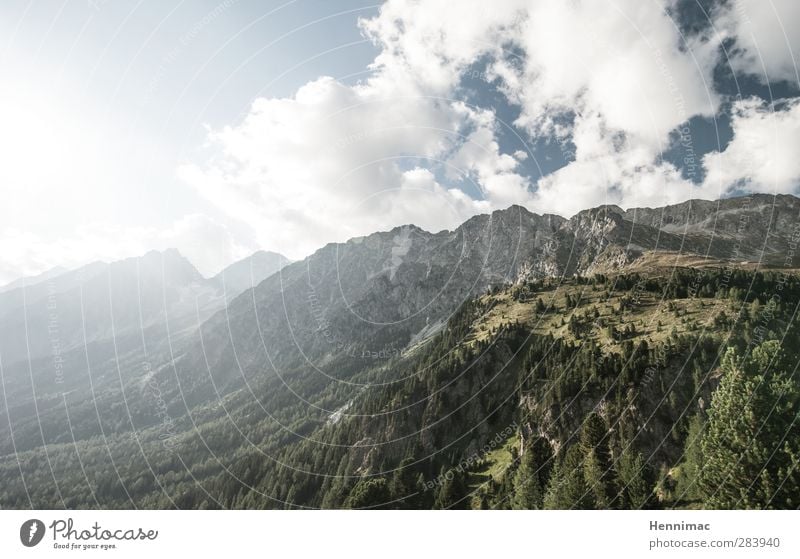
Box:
10;1;800;285
533;111;697;215
178;0;799;260
178;74;532;260
491;0;719;147
180;0;729;250
359;0;525;95
493;0;723;214
363;0;723;216
702;97;800;194
713;0;800;84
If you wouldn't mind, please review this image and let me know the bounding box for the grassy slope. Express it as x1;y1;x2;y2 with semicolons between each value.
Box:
463;275;740;350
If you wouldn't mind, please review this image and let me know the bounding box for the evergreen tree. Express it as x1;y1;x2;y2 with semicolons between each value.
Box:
390;457;419;508
434;467;468;509
415;473;434;509
511;437;553;509
544;445;595;509
698;341;800;508
345;478;391;509
674;413;704;503
581;413;615;508
615;446;653;509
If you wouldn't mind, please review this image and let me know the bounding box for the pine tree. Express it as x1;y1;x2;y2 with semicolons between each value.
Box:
581;412;615;508
698;341;800;508
615;446;653;508
674;413;704;503
415;473;434;509
434;467;468;509
544;445;595;509
511;437;553;509
390;457;419;508
345;477;391;509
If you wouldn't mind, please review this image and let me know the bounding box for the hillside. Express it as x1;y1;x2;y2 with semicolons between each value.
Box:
1;266;798;509
160;194;800;411
1;194;799;510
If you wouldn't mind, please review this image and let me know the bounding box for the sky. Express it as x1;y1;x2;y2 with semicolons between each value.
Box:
1;0;799;284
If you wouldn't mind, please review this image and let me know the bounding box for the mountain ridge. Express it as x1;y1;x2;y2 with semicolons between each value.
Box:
2;193;800;509
166;193;800;408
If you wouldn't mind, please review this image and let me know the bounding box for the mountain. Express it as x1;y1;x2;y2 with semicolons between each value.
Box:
0;249;294;369
1;193;799;510
0;249;220;368
623;193;800;265
212;250;290;298
172;207;567;403
0;266;69;294
169;194;800;404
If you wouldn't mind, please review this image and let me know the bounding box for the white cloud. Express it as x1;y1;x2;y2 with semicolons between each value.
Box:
177;0;800;256
702;97;800;194
359;0;525;95
533;111;697;215
178;75;532;260
712;0;800;84
492;0;720;148
180;0;729;242
6;0;800;284
489;0;723;215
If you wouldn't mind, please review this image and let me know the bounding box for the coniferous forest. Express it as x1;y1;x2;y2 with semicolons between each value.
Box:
1;266;798;509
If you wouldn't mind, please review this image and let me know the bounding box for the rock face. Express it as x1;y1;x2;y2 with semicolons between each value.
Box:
6;193;790;377
173;206;565;395
173;193;800;400
623;193;800;263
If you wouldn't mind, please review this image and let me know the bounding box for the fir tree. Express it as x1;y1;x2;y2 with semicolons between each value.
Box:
511;437;553;509
345;478;391;509
544;445;595;509
581;413;615;508
698;341;800;508
674;413;705;503
615;446;653;509
434;467;468;509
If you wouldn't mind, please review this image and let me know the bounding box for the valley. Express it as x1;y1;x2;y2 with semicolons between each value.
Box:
1;194;799;509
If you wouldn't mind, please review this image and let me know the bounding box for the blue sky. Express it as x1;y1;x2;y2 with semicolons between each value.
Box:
1;0;799;283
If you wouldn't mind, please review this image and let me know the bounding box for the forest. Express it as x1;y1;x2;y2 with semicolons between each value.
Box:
1;267;798;509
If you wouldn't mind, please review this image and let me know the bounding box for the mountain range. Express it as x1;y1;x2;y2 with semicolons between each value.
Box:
1;192;799;509
176;192;800;400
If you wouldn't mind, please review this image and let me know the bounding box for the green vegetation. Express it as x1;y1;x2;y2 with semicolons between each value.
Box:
697;341;800;508
1;267;799;509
